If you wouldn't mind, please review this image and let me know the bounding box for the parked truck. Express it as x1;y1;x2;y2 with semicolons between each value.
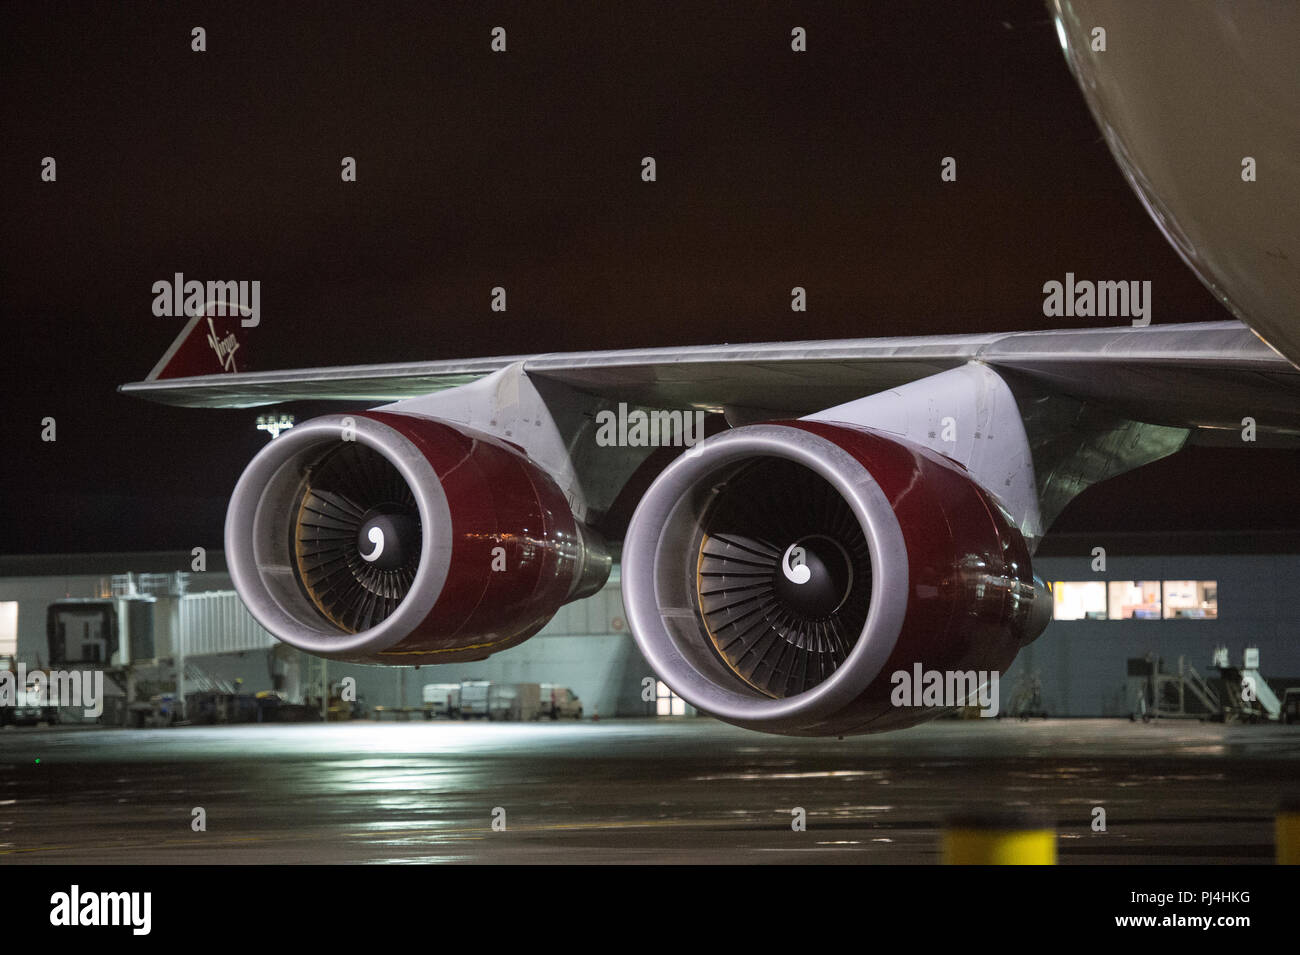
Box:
457;680;541;721
421;683;461;719
0;672;61;727
539;684;584;720
1;685;55;727
458;680;491;719
490;682;541;721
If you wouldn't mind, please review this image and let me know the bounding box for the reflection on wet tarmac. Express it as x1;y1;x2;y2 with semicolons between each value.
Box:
0;718;1294;863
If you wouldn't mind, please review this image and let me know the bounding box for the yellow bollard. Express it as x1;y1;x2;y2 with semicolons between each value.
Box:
1278;797;1299;865
943;810;1056;865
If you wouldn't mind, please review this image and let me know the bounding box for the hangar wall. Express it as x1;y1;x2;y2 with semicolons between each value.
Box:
290;570;658;719
1007;553;1300;717
4;550;1298;722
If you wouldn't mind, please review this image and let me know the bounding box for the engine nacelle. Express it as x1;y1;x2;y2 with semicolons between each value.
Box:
621;421;1050;736
226;411;609;664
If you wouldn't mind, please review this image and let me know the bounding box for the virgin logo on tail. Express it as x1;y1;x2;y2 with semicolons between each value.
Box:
206;317;240;372
145;304;253;381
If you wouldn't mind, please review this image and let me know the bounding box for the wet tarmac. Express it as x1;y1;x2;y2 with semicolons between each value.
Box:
1;718;1296;864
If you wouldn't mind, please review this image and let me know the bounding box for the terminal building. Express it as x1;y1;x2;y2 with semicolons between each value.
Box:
1010;538;1300;719
2;536;1297;725
0;552;668;723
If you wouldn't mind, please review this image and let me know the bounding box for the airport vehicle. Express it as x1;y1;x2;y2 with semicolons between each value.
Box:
4;698;49;727
187;691;261;725
1211;647;1289;724
456;681;542;722
1282;689;1300;726
457;681;491;720
540;684;583;720
122;3;1300;737
421;683;461;718
489;683;541;722
0;680;57;727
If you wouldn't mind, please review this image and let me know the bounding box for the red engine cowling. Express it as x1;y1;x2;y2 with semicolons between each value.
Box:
225;411;609;664
620;420;1050;736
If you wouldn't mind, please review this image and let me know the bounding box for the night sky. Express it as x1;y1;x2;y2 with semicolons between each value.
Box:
2;1;1294;555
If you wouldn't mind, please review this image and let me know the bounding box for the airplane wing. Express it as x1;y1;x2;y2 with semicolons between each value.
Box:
122;319;1299;436
141;316;1297;735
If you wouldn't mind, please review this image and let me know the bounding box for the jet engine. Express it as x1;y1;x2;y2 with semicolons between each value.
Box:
225;411;609;664
621;421;1051;736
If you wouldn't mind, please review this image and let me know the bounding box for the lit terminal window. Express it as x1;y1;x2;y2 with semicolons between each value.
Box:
1162;580;1218;619
0;601;16;657
656;680;686;716
1052;581;1107;620
1107;581;1162;620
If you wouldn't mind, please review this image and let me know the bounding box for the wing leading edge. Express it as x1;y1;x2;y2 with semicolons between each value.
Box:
120;321;1300;437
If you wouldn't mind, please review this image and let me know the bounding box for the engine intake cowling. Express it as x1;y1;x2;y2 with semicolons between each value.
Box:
621;421;1050;736
226;411;609;664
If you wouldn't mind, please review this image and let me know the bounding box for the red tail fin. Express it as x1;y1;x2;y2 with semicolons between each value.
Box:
147;302;254;380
